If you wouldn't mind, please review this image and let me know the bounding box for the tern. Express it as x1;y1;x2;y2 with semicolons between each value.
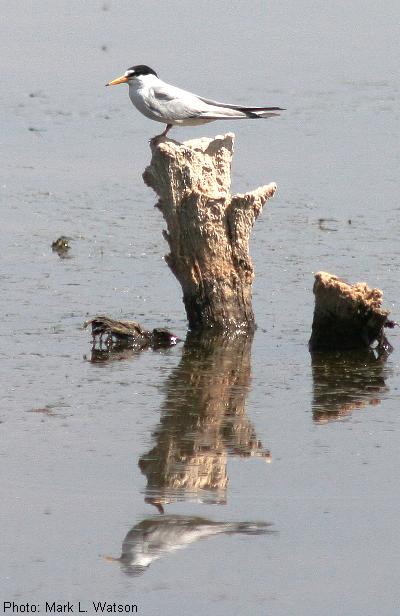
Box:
106;64;284;137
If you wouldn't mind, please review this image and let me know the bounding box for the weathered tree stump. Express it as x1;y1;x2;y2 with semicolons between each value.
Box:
143;133;276;331
309;271;394;351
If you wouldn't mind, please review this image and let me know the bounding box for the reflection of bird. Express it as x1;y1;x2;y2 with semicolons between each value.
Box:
106;64;284;138
104;515;272;576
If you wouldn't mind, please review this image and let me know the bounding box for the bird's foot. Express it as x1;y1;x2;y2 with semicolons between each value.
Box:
149;134;166;146
149;124;173;146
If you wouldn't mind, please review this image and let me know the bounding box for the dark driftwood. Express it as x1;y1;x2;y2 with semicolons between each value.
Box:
51;236;71;259
309;272;393;351
84;315;179;348
143;133;276;331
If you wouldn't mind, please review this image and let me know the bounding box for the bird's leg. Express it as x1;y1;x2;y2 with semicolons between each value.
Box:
150;124;173;145
161;123;172;137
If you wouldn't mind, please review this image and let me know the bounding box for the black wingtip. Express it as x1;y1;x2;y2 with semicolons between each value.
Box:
240;106;286;113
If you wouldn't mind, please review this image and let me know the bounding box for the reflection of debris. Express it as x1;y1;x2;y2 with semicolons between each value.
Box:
106;515;273;576
52;236;71;258
84;315;179;350
28;127;45;133
101;45;108;51
84;345;147;364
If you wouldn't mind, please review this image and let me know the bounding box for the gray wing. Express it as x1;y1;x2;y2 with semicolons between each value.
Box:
151;83;283;120
150;84;212;120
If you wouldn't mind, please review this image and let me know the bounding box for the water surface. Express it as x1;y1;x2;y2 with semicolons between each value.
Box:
1;2;399;615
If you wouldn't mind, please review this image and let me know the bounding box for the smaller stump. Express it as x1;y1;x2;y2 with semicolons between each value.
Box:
309;271;394;351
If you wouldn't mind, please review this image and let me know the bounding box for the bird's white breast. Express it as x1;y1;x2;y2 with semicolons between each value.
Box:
128;77;165;124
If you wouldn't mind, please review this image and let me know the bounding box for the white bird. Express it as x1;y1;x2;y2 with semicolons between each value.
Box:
106;64;284;138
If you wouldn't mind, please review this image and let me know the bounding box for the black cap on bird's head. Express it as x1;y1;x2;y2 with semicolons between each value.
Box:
106;64;158;86
127;65;158;77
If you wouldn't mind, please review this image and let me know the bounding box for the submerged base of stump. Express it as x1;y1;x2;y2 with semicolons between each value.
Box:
309;272;394;352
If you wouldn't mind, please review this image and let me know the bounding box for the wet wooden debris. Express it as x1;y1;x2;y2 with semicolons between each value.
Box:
309;271;395;352
51;236;71;257
83;315;179;349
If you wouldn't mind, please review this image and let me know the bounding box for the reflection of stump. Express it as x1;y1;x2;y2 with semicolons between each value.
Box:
311;350;389;423
143;133;276;331
139;331;270;506
309;272;392;351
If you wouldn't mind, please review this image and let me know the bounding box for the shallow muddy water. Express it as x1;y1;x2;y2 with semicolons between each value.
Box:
1;2;399;615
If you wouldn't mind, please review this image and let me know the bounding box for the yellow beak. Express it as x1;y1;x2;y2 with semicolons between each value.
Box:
105;74;128;87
